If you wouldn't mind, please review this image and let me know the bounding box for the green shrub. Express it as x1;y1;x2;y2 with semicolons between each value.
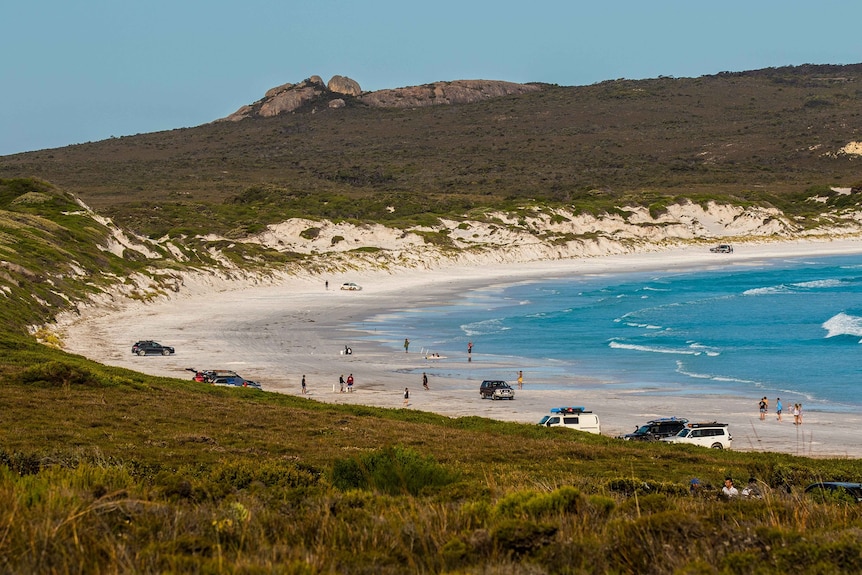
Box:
299;227;321;240
330;445;456;495
491;518;557;558
18;361;100;388
493;486;584;519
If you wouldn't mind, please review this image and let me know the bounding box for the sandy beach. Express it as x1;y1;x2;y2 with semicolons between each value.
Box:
55;239;862;459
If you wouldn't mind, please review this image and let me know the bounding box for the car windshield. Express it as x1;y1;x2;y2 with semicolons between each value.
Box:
539;416;550;425
634;425;651;434
676;429;691;438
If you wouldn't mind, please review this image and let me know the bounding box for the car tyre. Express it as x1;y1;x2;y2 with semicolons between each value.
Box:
710;443;724;449
138;350;147;356
162;349;171;356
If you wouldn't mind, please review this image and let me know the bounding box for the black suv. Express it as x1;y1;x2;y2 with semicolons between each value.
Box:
132;340;175;356
479;380;515;400
620;417;688;441
805;482;862;503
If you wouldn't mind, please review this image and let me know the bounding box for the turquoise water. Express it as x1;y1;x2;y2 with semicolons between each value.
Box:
358;253;862;413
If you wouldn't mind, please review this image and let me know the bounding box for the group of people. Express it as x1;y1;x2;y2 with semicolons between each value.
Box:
690;477;762;499
761;397;803;424
338;374;355;393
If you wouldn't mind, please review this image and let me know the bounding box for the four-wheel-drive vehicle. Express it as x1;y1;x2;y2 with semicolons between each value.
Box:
538;407;601;434
186;369;260;389
341;282;362;291
709;244;733;253
620;417;688;441
662;422;732;449
132;340;175;356
805;482;862;503
212;376;262;390
479;380;515;400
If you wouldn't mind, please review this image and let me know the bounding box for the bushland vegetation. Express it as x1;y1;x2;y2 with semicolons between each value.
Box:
2;65;862;240
2;350;862;574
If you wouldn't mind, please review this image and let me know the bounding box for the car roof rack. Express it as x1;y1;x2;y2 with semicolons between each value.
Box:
687;421;728;428
550;406;590;414
649;417;688;423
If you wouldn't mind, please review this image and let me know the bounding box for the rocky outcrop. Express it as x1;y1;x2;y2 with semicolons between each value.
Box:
219;75;542;121
327;75;362;96
223;76;329;121
358;79;541;108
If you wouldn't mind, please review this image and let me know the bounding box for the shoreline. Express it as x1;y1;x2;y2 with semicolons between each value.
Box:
55;239;862;459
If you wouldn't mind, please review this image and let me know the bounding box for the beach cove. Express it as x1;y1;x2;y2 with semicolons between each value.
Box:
55;239;862;459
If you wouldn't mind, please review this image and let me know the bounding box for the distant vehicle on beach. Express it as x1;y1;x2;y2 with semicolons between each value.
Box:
619;417;688;441
132;340;174;356
186;368;261;389
662;422;732;449
538;407;601;434
710;243;733;253
341;282;362;291
479;380;515;400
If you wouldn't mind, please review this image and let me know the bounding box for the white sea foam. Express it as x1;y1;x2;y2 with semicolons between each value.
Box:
793;279;843;289
822;312;862;338
608;340;701;355
461;318;510;336
743;284;791;295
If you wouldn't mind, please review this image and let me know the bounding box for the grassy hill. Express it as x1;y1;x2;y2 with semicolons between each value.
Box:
1;65;862;573
2;64;862;239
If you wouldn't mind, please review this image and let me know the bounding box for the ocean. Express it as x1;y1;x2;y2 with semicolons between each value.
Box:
357;253;862;414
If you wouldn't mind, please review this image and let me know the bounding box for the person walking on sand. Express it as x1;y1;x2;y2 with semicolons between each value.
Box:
517;370;524;390
404;338;410;353
759;397;767;421
339;374;345;393
301;375;306;394
798;403;803;425
776;398;783;422
347;374;354;392
422;372;429;390
792;403;800;425
403;387;409;406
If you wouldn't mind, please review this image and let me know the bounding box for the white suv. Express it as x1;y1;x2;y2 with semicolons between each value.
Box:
662;422;732;449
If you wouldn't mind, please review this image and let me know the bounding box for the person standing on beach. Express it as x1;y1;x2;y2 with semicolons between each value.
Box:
339;374;345;393
404;338;410;353
792;403;800;425
422;372;429;390
517;370;524;390
759;397;767;421
301;375;306;394
468;341;473;356
403;387;409;406
347;374;354;392
776;398;783;422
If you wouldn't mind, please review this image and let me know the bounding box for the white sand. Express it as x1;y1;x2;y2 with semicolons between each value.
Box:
55;240;862;458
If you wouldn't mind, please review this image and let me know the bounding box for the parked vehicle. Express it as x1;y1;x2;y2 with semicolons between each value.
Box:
805;482;862;503
538;407;601;434
619;417;688;441
662;422;732;449
710;244;733;253
479;380;515;400
341;282;362;291
186;368;260;389
132;340;175;356
212;377;262;390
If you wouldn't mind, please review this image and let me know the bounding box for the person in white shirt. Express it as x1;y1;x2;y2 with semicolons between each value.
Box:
722;478;739;498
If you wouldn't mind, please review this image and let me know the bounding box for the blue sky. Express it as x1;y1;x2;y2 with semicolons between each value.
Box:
2;0;860;156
